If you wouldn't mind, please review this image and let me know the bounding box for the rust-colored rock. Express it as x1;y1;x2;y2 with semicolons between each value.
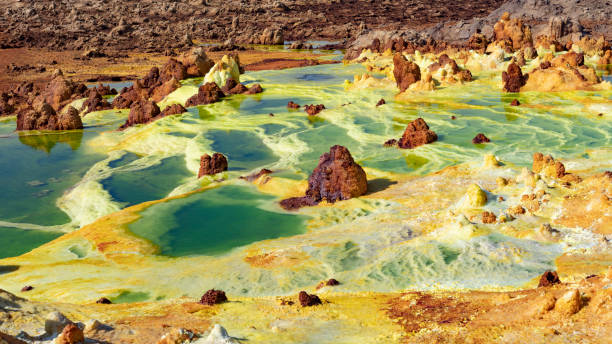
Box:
393;53;421;92
383;138;398;147
160;58;187;83
281;145;367;210
21;285;33;292
198;153;228;177
376;98;386;106
397;118;437;149
326;278;340;286
17;103;83;131
200;289;228;305
287;101;300;109
552;51;584;68
493;12;533;51
240;168;273;182
185;82;225;107
119;99;161;130
532;152;581;184
39;76;88;112
502;63;527;92
56;323;84;344
245;83;263;95
510;99;520;106
472;133;490;144
467;33;489;52
82;89;112;115
178;47;215;78
298;291;321;307
305;104;326;116
538;270;561;287
151;77;181;103
96;297;112;304
160;104;187;118
482;211;497;223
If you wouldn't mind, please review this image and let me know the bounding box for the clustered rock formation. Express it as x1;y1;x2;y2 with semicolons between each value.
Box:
304;104;325;116
502;62;527;92
532;152;581;184
198;153;228;178
200;289;228;306
280;145;367;210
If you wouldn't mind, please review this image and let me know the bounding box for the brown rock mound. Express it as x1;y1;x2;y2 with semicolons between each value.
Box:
198;153;228;177
397;118;437;149
502;63;527;92
493;12;533;51
532;152;581;184
17;104;83;131
472;133;490;144
160;104;187;118
119;100;160;130
287;101;300;109
39;75;89;112
393;53;421;92
56;323;84;344
245;84;263;95
376;98;386;106
298;291;322;307
81;89;112;115
482;211;497;223
185;82;225;107
200;289;228;305
538;270;561;287
280;145;367;210
96;297;112;304
305;104;326;116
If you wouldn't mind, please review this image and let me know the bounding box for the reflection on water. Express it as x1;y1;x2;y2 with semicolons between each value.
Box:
18;131;83;153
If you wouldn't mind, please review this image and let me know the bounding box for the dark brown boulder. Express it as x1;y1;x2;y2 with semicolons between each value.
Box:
230;83;249;95
82;89;112;115
240;168;273;182
57;106;84;130
376;98;386;107
245;83;263;95
141;67;161;88
305;104;325;116
511;99;520;106
287;101;300;109
221;79;249;95
57;323;84;344
393;53;421;92
538;270;561;287
298;291;321;307
467;33;489;52
472;133;490;144
502;62;527;92
185;82;225;107
21;285;33;292
326;278;340;286
281;145;367;210
112;86;142;109
40;76;88;112
93;84;117;96
383;139;397;147
160;104;187;117
96;297;112;304
198;153;228;177
150;77;181;103
397;118;437;149
119;100;161;130
200;289;228;305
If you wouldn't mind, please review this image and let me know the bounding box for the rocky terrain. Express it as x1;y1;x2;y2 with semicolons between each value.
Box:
0;0;506;52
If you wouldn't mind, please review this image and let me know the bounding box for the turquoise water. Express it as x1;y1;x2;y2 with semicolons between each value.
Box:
128;185;307;257
0;57;610;265
0;226;61;259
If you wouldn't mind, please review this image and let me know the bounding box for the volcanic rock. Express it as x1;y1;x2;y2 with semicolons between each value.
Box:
511;99;520;106
482;211;496;223
304;104;325;116
538;270;561;287
467;33;489;52
240;168;273;182
17;104;83;131
258;28;284;45
186;82;225;107
200;289;228;305
198;153;228;177
393;53;421;92
96;297;112;304
502;62;527;92
56;323;84;344
397;118;437;149
532;152;581;184
245;84;263;95
160;58;187;83
298;291;321;307
287;101;300;109
20;286;33;292
383;139;398;147
119;100;161;130
160;104;187;118
472;133;490;144
492;12;533;51
376;98;386;106
81;89;112;115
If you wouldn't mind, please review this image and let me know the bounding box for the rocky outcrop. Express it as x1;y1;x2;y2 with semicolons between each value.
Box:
467;33;489;52
393;53;421;92
119;100;160;130
257;28;284;45
472;133;490;144
427;54;472;83
538;270;561;287
96;297;112;304
198;153;228;177
280;145;367;210
200;289;228;305
17;104;83;131
81;89;112;115
298;291;322;307
502;62;527;92
492;12;533;51
376;98;386;106
482;211;497;223
397;118;437;149
39;75;89;112
177;47;215;78
244;83;263;95
56;323;84;344
160;104;187;118
185;82;225;107
287;101;300;109
532;152;581;184
304;104;325;116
